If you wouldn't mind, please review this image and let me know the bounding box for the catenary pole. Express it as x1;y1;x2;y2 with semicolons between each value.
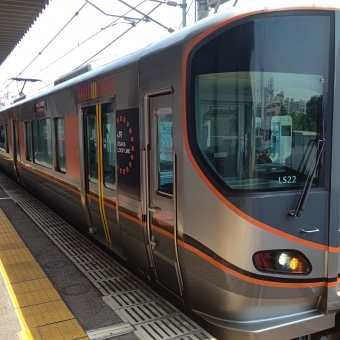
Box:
196;0;209;20
182;0;187;27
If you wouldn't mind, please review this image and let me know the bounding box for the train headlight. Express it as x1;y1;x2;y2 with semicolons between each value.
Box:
278;252;289;266
253;250;311;274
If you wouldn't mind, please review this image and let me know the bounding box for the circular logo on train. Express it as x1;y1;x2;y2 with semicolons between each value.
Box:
116;115;135;175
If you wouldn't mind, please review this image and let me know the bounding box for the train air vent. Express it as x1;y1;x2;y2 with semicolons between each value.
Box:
12;95;26;103
54;64;92;86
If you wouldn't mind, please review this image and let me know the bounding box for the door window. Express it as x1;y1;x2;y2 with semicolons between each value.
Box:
85;106;98;183
55;118;66;173
85;103;115;188
25;122;32;161
102;103;115;189
156;108;173;195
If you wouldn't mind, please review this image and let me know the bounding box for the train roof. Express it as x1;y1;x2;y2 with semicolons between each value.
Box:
2;0;339;112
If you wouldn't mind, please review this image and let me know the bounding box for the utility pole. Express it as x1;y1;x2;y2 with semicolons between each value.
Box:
182;0;187;27
196;0;209;21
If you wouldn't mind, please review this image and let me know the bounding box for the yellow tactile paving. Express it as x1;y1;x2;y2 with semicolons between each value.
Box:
0;208;87;340
9;278;55;294
10;287;61;308
0;234;26;250
1;260;46;284
18;300;72;316
0;251;35;265
0;223;18;233
17;300;74;321
0;247;33;258
16;301;74;329
38;320;87;340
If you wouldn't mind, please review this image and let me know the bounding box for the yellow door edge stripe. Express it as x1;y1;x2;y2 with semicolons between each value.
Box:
96;105;112;244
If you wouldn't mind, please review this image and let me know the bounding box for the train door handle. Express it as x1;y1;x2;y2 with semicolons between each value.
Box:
149;236;156;249
301;227;320;233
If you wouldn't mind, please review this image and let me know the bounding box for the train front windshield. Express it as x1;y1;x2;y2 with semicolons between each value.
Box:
190;14;331;190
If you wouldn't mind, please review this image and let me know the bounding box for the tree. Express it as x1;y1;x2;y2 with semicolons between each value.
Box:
291;95;320;132
305;95;321;132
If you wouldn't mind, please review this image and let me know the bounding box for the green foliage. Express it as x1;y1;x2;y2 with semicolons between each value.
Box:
290;95;320;132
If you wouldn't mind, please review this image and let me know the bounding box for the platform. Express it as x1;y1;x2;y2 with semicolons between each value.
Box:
0;172;214;340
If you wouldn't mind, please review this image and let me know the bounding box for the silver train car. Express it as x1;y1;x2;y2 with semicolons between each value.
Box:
1;0;340;338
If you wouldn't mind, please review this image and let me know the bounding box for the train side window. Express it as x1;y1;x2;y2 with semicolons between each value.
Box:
55;118;66;173
0;125;8;153
102;103;115;190
156;108;173;195
32;119;52;169
25;122;32;161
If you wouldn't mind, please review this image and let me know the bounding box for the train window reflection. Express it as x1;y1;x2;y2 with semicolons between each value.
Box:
0;125;7;153
55;118;66;173
195;72;323;190
25;122;32;161
33;119;52;169
85;106;98;184
102;103;115;190
191;15;330;191
157;110;173;195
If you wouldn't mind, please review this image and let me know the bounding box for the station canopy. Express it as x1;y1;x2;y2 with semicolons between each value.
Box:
0;0;50;66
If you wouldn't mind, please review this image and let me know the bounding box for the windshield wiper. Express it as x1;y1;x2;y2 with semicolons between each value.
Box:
287;138;326;218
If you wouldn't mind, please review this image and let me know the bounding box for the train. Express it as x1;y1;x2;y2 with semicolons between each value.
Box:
1;0;340;339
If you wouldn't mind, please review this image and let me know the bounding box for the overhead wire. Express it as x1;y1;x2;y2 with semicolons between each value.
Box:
29;0;147;80
24;1;162;96
1;2;88;94
85;0;148;22
75;2;162;70
118;0;174;32
3;0;171;99
4;1;148;98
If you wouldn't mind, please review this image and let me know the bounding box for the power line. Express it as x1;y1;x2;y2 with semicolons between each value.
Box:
118;0;174;33
1;2;88;94
75;3;162;70
85;0;149;23
3;1;148;99
23;2;163;96
2;1;175;100
29;1;147;80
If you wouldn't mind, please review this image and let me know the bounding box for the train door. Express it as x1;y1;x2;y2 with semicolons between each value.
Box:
12;119;23;184
80;100;123;253
147;94;183;297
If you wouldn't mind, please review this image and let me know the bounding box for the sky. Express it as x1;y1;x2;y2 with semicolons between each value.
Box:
0;0;234;104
